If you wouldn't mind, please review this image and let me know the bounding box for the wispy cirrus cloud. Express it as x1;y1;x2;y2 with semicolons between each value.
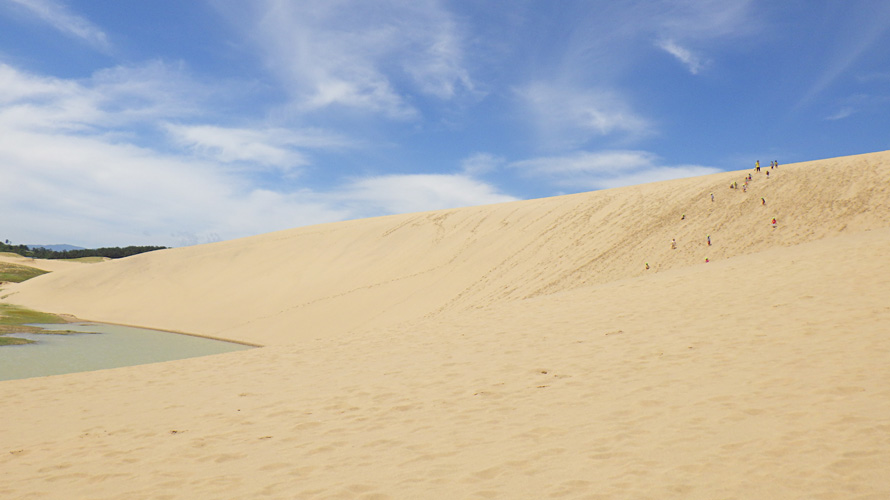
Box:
512;150;658;176
0;61;212;134
515;83;650;149
336;174;517;215
511;150;720;190
213;0;474;119
821;92;890;121
505;1;757;150
657;38;705;74
654;0;755;40
797;2;890;107
5;0;110;51
460;152;505;176
825;107;855;121
651;1;754;74
164;124;353;173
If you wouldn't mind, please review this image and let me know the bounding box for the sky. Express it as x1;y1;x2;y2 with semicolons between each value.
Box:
1;0;889;248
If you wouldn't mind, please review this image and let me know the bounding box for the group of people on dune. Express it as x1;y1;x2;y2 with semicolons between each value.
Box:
647;160;781;271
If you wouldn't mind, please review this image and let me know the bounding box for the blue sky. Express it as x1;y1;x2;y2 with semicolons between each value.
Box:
1;0;889;247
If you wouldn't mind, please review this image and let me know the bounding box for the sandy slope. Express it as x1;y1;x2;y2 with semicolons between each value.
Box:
1;150;889;499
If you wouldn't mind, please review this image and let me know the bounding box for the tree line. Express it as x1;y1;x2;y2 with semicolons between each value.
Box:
1;241;167;260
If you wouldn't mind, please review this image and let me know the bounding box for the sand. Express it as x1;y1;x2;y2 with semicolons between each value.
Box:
1;151;889;499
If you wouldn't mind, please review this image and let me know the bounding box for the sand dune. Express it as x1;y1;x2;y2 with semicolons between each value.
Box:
1;150;889;499
5;151;889;346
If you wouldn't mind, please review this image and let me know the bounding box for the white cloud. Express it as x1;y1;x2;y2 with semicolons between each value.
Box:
498;1;758;150
825;107;855;121
0;63;100;132
516;83;650;149
399;4;474;99
213;0;474;118
642;1;757;79
336;174;517;215
0;62;333;246
460;152;505;176
0;61;211;135
592;165;721;190
165;124;309;170
0;63;76;103
654;0;754;41
512;150;657;176
6;0;110;51
0;125;355;247
1;138;518;245
657;38;705;74
0;61;514;247
511;150;720;190
164;124;352;172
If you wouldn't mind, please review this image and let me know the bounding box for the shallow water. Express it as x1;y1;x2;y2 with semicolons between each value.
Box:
0;323;253;381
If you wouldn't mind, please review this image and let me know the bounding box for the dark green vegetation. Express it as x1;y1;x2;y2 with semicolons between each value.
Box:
0;303;65;325
0;336;32;345
0;304;69;345
0;261;50;283
0;241;167;260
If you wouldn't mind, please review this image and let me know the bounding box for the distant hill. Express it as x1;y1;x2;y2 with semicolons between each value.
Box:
28;244;85;252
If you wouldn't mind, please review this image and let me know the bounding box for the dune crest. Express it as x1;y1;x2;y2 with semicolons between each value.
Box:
1;150;889;499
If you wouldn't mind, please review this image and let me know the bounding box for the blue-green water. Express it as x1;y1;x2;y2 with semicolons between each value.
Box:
0;323;253;381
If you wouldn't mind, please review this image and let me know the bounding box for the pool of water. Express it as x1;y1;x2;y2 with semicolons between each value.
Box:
0;323;254;381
